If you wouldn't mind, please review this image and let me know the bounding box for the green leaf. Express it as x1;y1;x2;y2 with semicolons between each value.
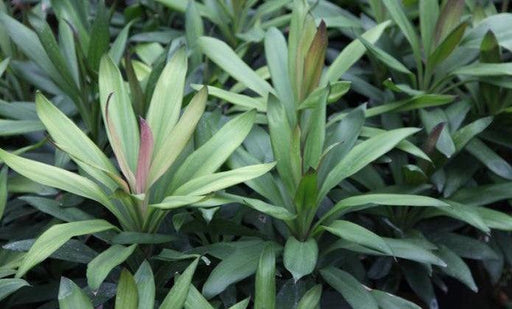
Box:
173;163;275;196
228;299;250;309
320;267;378;309
99;55;140;172
29;16;79;96
451;182;512;207
267;94;301;194
433;233;499;260
255;245;276;309
453;63;512;76
294;172;319;234
109;21;134;64
323;21;391;83
323;220;392;255
0;167;7;220
319;105;365;180
428;22;467;69
58;277;93;309
382;0;421;61
319;128;420;200
361;126;431;161
0;120;45;135
384;238;446;266
203;242;270;298
149;87;207;186
160;258;199;309
265;27;295;124
318;194;448;227
227;194;295;220
359;37;412;75
452;117;493;151
0;12;62;91
0;57;9;77
198;36;274;97
185;284;214;309
303;87;327;169
371;290;421;309
16;220;116;277
436;245;477;292
35;93;120;186
476;207;512;231
150;195;206;210
419;0;439;55
134;261;155;309
170;110;256;190
87;2;110;71
297;284;322;309
87;244;137;291
185;1;204;68
146;48;187;153
193;84;265;111
284;237;318;282
466;138;512;179
0;278;29;302
0;149;113;210
116;269;138;309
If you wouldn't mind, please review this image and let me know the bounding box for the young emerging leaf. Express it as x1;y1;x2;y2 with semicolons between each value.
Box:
135;118;154;194
302;20;327;98
435;0;465;45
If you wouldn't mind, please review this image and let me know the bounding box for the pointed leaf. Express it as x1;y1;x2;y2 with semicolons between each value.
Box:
135;118;154;193
58;277;93;309
160;258;199;309
323;220;392;255
149;87;207;186
319;128;420;200
99;55;140;172
146;48;187;151
198;36;274;97
87;244;137;291
284;237;318;282
170;110;256;190
134;261;155;309
116;269;138;309
173;163;275;196
320;267;378;309
0;278;29;302
16;220;116;277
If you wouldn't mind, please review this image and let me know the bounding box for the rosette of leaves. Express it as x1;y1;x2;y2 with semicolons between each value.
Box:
0;48;275;288
180;1;467;307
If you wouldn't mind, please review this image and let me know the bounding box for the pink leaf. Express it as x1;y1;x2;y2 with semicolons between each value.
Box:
135;117;154;194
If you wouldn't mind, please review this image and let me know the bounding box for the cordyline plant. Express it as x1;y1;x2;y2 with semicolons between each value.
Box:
0;48;275;277
190;1;463;307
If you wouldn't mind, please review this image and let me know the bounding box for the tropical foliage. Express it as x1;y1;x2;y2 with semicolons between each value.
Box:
1;0;512;308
